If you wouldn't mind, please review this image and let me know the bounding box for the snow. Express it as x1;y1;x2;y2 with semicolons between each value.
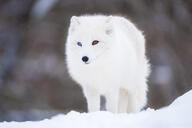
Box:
1;90;192;128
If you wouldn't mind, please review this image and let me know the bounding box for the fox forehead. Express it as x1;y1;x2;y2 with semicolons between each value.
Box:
69;15;113;44
74;24;105;36
70;28;105;44
77;15;108;24
70;15;112;33
72;31;100;42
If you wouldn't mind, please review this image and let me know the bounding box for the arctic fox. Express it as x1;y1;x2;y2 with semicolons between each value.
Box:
65;15;150;113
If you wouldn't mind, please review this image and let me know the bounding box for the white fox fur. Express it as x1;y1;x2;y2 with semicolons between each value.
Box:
65;15;150;113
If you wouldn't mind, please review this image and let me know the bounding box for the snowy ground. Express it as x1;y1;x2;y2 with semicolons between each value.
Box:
1;90;192;128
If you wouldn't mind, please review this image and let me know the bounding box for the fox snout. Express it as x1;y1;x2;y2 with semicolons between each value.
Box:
82;56;89;64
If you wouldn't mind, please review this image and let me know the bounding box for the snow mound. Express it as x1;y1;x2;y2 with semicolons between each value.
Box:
1;90;192;128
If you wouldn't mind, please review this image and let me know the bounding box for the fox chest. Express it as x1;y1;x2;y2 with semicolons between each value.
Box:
71;65;117;90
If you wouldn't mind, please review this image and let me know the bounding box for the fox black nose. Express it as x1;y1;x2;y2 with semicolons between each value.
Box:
82;56;89;63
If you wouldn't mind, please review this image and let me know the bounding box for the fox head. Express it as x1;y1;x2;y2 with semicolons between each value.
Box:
66;15;115;65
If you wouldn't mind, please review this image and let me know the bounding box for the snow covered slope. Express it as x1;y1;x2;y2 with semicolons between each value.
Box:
1;90;192;128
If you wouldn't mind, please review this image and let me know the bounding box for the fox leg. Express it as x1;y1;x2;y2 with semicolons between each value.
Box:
127;88;147;113
83;87;100;112
118;88;129;113
105;89;119;113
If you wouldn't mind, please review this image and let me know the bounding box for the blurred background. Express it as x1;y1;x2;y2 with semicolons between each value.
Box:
0;0;191;122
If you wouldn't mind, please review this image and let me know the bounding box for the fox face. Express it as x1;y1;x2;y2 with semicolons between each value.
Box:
67;16;114;65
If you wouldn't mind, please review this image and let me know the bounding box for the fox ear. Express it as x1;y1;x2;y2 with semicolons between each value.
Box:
70;16;80;32
71;16;80;25
105;16;113;35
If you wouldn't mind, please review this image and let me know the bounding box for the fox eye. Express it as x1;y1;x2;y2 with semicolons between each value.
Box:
92;40;99;45
77;42;82;47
